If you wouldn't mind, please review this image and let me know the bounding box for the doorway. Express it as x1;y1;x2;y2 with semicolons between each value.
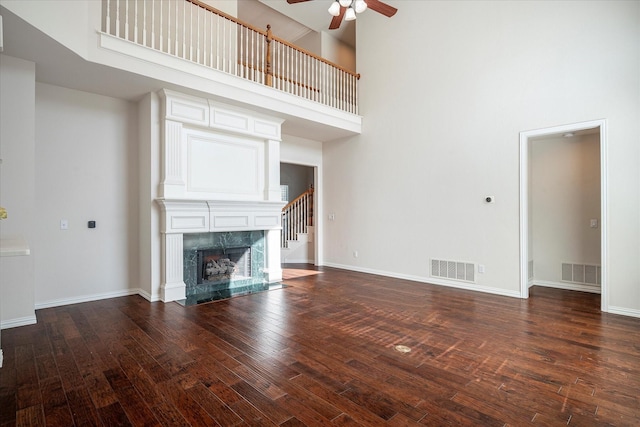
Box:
519;119;608;312
280;162;316;264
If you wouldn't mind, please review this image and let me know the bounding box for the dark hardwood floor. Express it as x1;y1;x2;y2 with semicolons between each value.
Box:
1;265;639;426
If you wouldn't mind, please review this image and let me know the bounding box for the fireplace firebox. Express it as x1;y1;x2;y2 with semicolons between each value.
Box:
197;247;251;285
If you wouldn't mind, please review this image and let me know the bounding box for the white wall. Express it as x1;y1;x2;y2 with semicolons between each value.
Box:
33;83;139;307
321;31;356;73
294;31;322;57
0;54;36;328
323;1;640;312
531;134;601;284
281;163;314;201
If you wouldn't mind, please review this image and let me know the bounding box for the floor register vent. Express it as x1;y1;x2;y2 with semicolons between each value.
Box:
431;259;475;283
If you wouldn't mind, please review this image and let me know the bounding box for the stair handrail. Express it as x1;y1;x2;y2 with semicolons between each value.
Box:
281;188;314;248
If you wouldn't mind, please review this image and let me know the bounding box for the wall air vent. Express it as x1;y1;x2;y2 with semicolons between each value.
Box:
431;259;475;283
562;263;601;285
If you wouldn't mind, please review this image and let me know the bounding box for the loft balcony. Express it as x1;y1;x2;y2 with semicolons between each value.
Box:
0;0;362;141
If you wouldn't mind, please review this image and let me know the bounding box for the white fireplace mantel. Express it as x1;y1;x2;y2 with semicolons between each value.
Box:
156;199;285;234
155;90;286;302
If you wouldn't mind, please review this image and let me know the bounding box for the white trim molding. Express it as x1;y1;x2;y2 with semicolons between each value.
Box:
0;315;37;330
519;119;608;312
35;289;140;310
608;306;640;319
531;280;601;294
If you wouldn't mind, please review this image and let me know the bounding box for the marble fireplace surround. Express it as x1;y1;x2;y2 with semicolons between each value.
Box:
156;90;285;302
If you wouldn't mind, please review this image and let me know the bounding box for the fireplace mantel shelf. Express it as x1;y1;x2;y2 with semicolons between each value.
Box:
156;199;286;235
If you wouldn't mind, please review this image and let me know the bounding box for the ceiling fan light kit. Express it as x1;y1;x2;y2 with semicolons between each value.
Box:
328;1;341;16
354;0;368;13
289;0;398;30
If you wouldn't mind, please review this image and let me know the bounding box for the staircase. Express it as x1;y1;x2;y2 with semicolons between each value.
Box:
281;188;314;263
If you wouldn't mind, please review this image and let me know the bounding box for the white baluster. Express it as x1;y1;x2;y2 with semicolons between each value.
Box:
251;29;257;82
181;0;186;60
124;0;129;40
173;2;180;56
133;0;138;43
115;0;120;37
151;0;155;49
197;5;201;63
105;0;111;34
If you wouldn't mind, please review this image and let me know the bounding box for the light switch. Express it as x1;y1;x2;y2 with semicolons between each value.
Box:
590;219;599;229
60;219;69;230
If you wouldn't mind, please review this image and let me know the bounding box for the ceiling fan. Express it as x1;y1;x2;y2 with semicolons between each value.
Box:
286;0;398;30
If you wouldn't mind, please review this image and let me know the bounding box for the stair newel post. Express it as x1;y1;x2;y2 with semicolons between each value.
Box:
265;25;273;87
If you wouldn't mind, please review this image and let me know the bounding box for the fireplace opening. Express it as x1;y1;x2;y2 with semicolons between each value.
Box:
197;246;251;285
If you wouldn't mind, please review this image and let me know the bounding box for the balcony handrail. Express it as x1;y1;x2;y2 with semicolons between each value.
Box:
186;0;360;79
103;0;359;113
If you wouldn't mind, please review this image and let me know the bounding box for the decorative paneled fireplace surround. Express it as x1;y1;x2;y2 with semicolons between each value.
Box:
156;90;285;303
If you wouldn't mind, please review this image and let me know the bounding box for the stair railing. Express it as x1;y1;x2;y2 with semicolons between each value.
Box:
102;0;360;113
281;188;314;248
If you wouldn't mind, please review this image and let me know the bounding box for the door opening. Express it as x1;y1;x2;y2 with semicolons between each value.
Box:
519;120;608;312
280;162;317;265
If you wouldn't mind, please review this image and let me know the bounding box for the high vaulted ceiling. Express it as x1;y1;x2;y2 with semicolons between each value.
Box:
246;0;356;48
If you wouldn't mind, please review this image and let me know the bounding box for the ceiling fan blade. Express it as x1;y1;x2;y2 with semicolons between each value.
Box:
365;0;398;17
329;6;346;30
287;0;312;3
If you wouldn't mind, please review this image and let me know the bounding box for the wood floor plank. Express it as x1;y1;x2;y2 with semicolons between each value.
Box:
96;401;133;427
186;382;244;426
39;378;74;427
1;266;640;426
0;394;17;426
231;381;293;425
102;367;162;427
15;405;45;427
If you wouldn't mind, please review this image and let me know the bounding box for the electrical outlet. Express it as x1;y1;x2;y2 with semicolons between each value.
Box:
478;264;485;273
353;250;359;258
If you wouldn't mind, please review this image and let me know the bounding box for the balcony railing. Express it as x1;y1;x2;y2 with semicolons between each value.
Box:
102;0;360;113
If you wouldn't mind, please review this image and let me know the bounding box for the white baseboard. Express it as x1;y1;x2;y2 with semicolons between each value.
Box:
3;289;159;331
137;288;161;302
0;315;37;330
282;258;313;264
607;306;640;319
35;288;140;310
322;262;522;299
532;280;601;294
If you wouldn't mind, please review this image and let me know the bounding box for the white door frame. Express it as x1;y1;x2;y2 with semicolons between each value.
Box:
519;119;608;312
